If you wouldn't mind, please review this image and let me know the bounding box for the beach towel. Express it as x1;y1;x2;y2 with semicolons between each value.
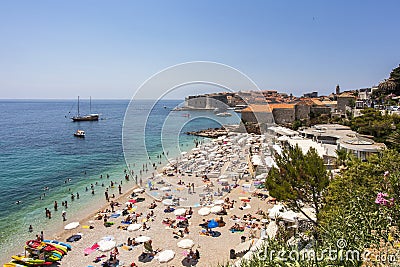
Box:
104;222;114;227
67;234;82;242
122;245;132;251
84;243;99;255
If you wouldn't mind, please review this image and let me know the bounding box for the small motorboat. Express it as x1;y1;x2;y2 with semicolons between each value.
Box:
74;130;85;138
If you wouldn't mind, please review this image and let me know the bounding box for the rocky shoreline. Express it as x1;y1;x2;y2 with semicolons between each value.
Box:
186;127;228;138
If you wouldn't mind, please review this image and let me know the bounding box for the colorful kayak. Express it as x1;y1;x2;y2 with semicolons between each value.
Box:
3;262;29;267
47;243;68;254
11;255;52;266
25;240;65;255
43;239;72;250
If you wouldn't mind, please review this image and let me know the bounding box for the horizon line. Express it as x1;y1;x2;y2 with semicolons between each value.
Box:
0;98;186;101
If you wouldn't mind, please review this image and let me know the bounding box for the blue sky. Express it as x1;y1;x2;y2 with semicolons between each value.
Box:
0;0;399;99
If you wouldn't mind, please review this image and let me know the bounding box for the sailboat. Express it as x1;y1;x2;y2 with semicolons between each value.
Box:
71;96;99;122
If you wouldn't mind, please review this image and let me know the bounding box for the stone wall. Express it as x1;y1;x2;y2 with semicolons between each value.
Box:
272;108;295;124
185;95;229;109
295;104;310;120
186;96;208;109
337;96;355;112
241;111;274;124
310;106;331;116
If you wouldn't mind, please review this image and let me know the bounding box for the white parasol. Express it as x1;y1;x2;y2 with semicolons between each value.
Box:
177;239;194;249
198;207;211;216
64;222;79;230
160;186;171;191
127;223;142;231
157;250;175;263
135;236;151;243
173;208;186;216
162;199;174;206
214;199;225;205
97;240;116;252
133;188;145;194
210;205;223;213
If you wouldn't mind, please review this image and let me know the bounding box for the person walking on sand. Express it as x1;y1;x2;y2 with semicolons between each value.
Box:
118;184;122;194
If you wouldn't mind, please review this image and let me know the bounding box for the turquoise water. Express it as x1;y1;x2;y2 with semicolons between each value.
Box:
0;99;241;262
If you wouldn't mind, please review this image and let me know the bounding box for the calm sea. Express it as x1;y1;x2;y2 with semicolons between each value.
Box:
0;99;240;263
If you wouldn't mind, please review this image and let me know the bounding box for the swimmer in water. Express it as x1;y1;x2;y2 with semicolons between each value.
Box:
15;200;22;204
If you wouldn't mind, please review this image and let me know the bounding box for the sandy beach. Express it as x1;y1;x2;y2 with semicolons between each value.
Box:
9;133;273;267
53;182;271;267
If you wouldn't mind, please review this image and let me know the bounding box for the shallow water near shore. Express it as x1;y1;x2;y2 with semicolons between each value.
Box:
0;99;240;263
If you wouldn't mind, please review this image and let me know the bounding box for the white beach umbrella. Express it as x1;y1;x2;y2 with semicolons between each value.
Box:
133;188;145;194
268;204;285;219
162;199;174;206
214;199;224;205
135;236;151;243
210;205;223;214
160;186;171;191
181;151;188;155
157;250;175;263
174;208;186;216
198;207;211;216
98;240;116;252
127;223;142;231
64;222;79;230
177;239;194;249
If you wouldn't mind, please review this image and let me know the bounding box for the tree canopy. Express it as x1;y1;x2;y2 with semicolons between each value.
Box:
265;145;329;224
